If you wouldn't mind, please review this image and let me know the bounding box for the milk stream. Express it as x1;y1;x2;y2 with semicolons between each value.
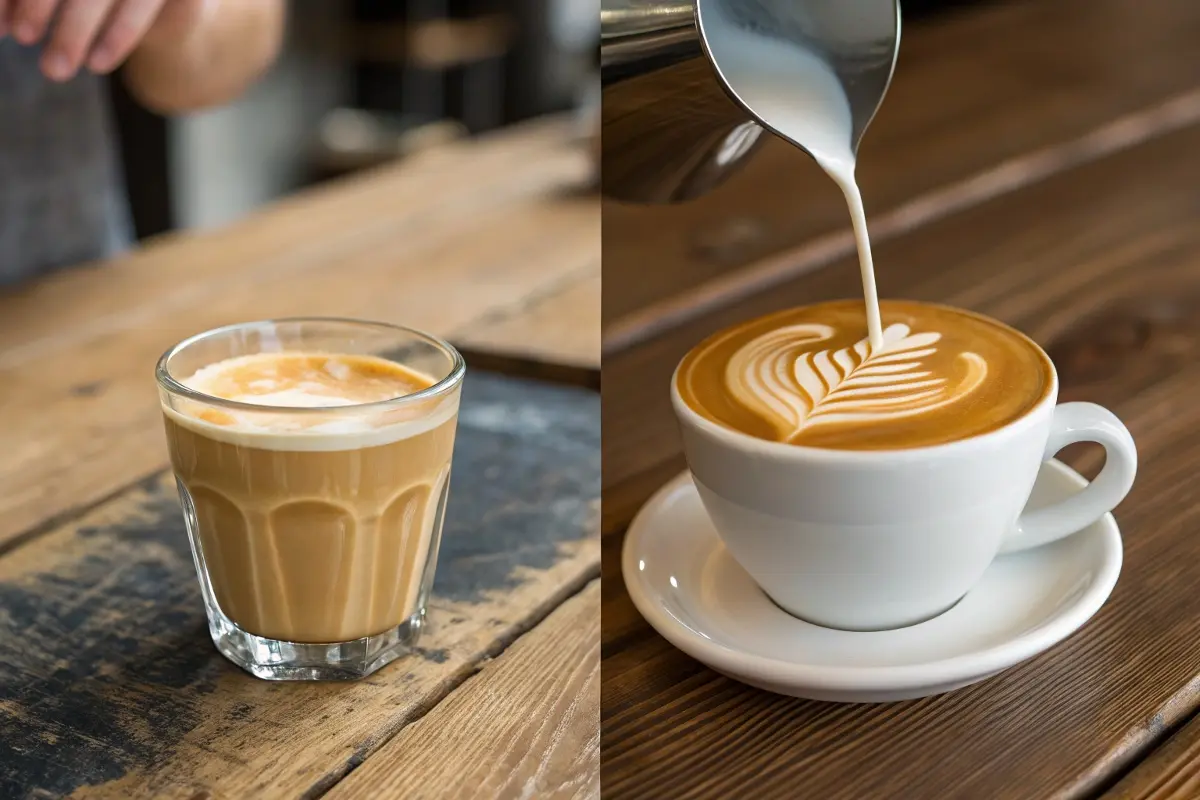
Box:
832;174;883;353
703;6;884;350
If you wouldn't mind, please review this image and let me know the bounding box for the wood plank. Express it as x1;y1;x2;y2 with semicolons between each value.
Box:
1104;713;1200;800
0;119;597;552
453;250;600;372
600;122;1200;797
0;372;599;799
603;0;1200;338
0;115;586;362
327;581;600;800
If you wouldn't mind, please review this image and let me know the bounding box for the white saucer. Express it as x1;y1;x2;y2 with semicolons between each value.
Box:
622;459;1122;703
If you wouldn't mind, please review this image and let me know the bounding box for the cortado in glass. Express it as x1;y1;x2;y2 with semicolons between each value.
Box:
156;318;464;680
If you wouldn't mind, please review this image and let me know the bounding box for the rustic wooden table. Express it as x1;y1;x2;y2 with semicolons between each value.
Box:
602;1;1200;798
0;117;600;799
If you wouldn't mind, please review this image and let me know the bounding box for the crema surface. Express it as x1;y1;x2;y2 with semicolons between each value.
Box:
676;300;1052;450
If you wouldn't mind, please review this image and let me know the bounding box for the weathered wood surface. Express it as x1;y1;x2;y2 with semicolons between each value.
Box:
0;372;599;799
1105;714;1200;800
601;123;1200;797
603;0;1200;343
455;261;601;373
0;115;598;553
327;580;600;800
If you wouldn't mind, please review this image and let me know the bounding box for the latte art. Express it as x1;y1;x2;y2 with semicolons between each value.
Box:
728;323;987;443
677;300;1053;450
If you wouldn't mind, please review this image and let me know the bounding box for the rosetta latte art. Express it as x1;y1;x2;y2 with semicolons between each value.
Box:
725;322;987;442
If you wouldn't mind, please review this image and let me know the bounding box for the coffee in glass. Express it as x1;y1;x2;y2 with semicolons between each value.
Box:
157;319;464;680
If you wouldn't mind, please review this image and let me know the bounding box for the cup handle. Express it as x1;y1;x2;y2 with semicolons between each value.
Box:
999;402;1137;555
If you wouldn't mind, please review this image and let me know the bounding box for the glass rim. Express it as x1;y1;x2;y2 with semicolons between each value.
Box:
155;317;466;414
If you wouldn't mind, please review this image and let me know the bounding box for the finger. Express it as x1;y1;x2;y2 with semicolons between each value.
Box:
40;0;116;81
87;0;165;74
10;0;60;45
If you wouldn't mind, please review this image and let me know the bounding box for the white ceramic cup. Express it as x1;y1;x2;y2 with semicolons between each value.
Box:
671;346;1137;632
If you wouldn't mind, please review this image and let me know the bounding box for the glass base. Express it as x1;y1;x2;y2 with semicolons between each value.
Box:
207;605;427;681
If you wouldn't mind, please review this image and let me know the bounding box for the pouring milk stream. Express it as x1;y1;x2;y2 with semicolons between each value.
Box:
700;0;888;350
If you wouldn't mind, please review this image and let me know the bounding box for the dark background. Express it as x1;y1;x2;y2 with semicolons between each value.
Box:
111;0;596;239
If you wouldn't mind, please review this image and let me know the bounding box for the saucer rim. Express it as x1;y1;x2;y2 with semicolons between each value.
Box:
621;460;1123;694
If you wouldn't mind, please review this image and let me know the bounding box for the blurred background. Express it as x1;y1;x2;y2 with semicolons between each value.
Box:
111;0;598;239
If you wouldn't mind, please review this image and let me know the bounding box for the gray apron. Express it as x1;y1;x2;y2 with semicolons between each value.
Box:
0;40;133;286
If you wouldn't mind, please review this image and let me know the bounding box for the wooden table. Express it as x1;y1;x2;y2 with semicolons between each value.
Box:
0;116;600;799
602;1;1200;797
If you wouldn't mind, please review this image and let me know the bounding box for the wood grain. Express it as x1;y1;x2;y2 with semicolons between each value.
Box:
601;123;1200;798
454;250;601;372
327;581;600;800
0;373;599;800
0;117;597;553
0;116;585;364
602;0;1200;334
1104;713;1200;800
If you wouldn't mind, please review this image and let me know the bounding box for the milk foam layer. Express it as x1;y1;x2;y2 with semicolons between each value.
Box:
677;300;1053;450
166;352;457;451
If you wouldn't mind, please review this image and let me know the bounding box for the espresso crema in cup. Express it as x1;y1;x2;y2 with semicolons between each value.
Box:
676;299;1053;450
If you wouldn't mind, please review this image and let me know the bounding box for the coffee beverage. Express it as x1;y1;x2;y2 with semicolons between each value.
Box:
659;18;1136;636
672;300;1136;631
162;351;458;644
676;299;1052;450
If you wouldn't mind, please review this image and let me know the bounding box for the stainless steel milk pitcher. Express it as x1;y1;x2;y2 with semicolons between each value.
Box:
601;0;900;203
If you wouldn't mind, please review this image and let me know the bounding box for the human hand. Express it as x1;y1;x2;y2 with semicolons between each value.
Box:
0;0;214;82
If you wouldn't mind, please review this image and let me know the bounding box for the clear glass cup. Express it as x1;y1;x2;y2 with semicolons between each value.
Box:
156;318;465;680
